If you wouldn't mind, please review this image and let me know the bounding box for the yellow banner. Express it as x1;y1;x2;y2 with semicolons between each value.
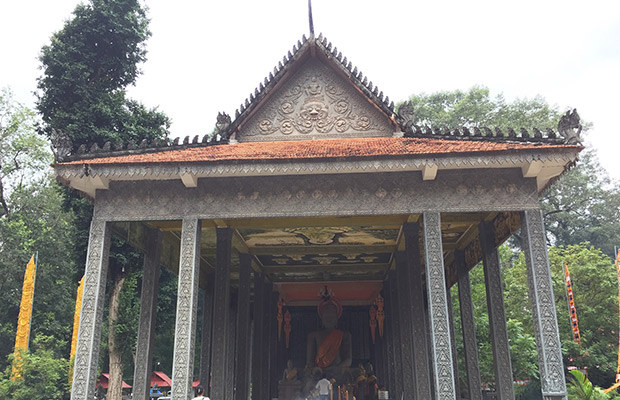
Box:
11;255;37;381
69;275;85;385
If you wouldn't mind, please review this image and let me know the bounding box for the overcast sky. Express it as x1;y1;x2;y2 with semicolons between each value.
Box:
1;0;619;179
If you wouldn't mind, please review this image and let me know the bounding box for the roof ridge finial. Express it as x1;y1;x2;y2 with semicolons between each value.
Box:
308;0;315;38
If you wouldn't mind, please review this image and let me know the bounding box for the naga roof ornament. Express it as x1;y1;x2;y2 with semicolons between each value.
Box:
557;109;582;144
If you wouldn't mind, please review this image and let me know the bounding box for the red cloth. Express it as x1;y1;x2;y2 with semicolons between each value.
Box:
315;329;344;368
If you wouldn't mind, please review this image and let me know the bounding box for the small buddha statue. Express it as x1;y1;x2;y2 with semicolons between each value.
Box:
279;359;301;400
280;359;299;383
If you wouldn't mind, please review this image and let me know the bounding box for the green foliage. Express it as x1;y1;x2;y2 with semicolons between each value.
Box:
0;178;77;370
548;245;619;387
152;267;178;374
0;88;51;219
568;369;595;400
454;249;539;386
407;85;562;130
541;151;620;258
36;2;171;394
0;335;70;399
565;369;620;400
36;0;170;150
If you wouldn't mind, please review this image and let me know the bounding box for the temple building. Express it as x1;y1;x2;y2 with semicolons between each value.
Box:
54;31;582;400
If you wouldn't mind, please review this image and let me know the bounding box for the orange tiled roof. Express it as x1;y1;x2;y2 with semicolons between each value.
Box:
59;137;579;166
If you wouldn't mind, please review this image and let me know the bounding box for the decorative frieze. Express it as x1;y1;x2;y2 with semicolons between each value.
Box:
93;169;539;222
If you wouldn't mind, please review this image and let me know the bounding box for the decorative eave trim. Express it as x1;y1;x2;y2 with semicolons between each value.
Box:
55;148;580;199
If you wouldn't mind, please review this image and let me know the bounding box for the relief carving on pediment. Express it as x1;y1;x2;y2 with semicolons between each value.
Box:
239;60;393;141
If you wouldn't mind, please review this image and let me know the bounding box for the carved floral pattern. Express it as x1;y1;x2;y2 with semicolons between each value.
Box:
242;60;391;140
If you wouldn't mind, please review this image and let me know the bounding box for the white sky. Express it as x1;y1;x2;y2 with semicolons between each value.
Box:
1;0;619;180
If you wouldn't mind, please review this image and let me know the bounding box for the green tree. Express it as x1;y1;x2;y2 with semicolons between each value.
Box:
36;0;170;150
36;1;171;397
0;179;78;370
0;90;77;370
548;245;619;388
408;85;562;130
0;335;70;400
453;249;539;388
0;88;50;220
542;151;620;258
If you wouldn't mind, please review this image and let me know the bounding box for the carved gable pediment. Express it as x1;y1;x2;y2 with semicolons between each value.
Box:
237;59;395;142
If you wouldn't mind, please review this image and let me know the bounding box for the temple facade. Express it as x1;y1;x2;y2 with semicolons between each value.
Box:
55;33;582;400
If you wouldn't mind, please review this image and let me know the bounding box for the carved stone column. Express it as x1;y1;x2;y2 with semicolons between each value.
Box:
455;250;482;400
479;221;514;399
521;210;567;399
422;212;457;400
226;302;237;400
395;252;415;397
269;290;280;399
261;281;274;395
387;270;404;397
251;272;266;400
199;273;215;394
133;228;163;400
382;288;397;395
234;254;252;400
171;218;202;400
446;285;460;395
374;325;386;388
210;227;233;400
403;222;432;400
71;220;111;400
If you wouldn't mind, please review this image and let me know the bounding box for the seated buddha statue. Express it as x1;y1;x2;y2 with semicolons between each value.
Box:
306;294;352;380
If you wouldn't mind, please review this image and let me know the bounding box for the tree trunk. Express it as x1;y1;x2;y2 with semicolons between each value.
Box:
108;270;126;400
0;172;10;220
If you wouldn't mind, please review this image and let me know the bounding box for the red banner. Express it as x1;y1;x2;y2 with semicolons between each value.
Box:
564;261;581;343
615;250;620;382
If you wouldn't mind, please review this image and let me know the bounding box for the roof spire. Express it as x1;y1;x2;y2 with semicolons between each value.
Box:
308;0;315;37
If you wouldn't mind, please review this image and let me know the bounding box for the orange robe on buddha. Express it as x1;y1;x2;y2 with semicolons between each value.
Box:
315;329;344;368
